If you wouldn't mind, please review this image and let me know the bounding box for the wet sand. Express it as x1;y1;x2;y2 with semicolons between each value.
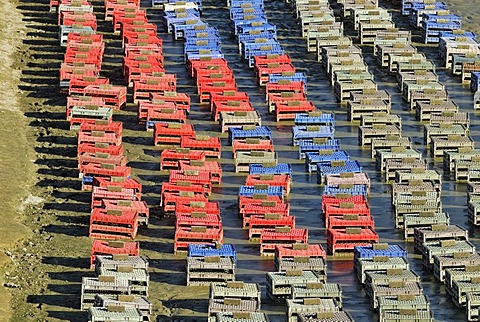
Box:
2;0;480;321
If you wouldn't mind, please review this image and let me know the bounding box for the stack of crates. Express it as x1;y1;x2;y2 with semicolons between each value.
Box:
410;3;448;27
421;13;462;43
274;244;327;280
82;254;150;315
209;282;262;322
186;244;237;286
354;244;434;320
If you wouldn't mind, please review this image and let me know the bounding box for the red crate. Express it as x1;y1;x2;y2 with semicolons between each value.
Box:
245;174;291;195
197;71;234;89
90;239;139;268
175;213;222;229
255;63;296;86
150;92;191;113
210;90;250;113
174;226;224;253
323;202;370;228
175;200;220;216
78;153;128;171
124;42;162;57
178;160;222;184
94;176;142;198
79;120;123;136
153;123;195;145
133;74;175;102
60;12;97;30
90;208;138;240
124;61;165;87
77;129;122;146
123;34;163;51
232;139;274;157
66;33;104;52
275;244;326;259
161;192;209;214
265;81;305;101
161;182;211;199
121;22;157;40
238;195;283;210
69;76;110;96
240;201;290;227
105;0;139;21
198;80;237;105
112;10;147;34
327;227;379;255
146;108;186;130
267;92;308;113
260;228;308;256
138;101;177;123
188;58;228;78
274;100;315;121
66;95;106;120
211;100;254;121
78;142;124;158
328;215;375;230
160;148;206;170
80;164;131;190
194;65;233;83
83;84;127;110
180;135;221;158
169;169;213;190
91;186;138;209
60;63;98;89
254;54;292;67
64;47;103;70
321;195;368;213
102;199;149;226
249;215;295;240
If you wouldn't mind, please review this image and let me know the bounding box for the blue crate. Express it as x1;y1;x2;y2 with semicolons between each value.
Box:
249;163;293;176
165;0;202;10
184;38;220;48
241;39;281;56
238;31;277;45
185;50;224;62
294;113;334;127
164;9;200;17
471;72;480;92
230;0;264;8
323;184;368;196
439;30;477;41
228;126;272;143
184;27;220;40
292;126;335;146
233;17;268;34
184;43;222;57
269;73;307;91
173;21;208;40
306;151;350;173
298;139;340;160
354;244;408;260
423;13;462;24
188;244;237;261
422;21;462;43
230;8;265;20
152;0;167;6
410;2;448;27
236;23;277;37
82;176;94;185
239;185;284;198
164;15;202;33
317;160;362;183
412;1;446;9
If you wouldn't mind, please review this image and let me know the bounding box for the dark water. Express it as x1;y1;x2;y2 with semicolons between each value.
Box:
141;0;480;321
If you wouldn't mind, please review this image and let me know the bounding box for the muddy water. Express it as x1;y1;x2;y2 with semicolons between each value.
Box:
8;0;480;320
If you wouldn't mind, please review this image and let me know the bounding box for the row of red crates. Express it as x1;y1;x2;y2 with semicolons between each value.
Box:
253;55;314;121
53;0;147;268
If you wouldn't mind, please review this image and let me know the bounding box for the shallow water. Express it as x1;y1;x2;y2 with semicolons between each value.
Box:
143;0;478;320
